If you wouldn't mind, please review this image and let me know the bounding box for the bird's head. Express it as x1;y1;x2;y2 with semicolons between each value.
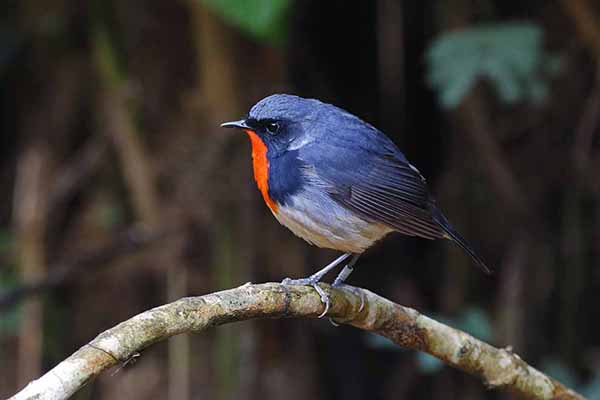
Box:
221;94;333;211
221;94;335;155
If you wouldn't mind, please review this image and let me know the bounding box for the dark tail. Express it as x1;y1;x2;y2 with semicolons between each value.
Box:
432;208;492;275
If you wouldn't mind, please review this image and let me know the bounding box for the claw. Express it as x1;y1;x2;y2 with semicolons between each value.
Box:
312;283;331;318
282;277;331;318
332;283;365;313
280;253;353;319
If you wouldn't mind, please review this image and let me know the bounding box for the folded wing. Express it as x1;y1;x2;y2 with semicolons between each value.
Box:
299;127;445;240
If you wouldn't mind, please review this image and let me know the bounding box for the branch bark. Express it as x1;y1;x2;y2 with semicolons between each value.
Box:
10;283;584;400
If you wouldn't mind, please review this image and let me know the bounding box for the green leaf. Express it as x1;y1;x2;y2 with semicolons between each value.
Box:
200;0;290;46
426;21;563;109
438;62;478;108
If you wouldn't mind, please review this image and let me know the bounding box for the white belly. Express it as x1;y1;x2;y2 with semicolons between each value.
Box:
272;189;393;253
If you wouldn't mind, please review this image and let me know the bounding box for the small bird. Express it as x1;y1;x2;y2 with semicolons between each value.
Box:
222;94;490;315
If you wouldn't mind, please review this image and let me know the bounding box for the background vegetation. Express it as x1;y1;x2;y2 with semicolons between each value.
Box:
1;1;599;399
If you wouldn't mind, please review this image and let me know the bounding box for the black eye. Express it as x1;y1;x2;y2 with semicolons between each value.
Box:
265;121;280;135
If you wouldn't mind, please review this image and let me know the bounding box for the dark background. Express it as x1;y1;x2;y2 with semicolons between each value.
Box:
1;1;599;399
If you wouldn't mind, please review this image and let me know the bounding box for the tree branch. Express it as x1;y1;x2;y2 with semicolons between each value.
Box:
9;283;584;400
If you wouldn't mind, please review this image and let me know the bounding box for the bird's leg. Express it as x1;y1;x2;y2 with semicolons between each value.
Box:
282;252;352;317
332;254;360;287
331;254;365;313
282;253;351;286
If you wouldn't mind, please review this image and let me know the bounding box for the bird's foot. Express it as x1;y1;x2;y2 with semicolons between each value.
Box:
282;276;331;318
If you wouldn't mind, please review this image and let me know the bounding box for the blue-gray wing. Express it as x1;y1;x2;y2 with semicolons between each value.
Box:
299;132;446;240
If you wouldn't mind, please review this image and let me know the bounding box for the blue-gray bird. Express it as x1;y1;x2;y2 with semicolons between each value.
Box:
221;94;490;315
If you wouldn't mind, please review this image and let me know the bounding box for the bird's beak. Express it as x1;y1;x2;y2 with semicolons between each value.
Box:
220;119;250;129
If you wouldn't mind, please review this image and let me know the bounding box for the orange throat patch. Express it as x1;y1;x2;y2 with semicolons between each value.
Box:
244;129;278;213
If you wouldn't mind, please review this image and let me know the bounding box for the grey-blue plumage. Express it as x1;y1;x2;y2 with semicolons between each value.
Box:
222;94;491;314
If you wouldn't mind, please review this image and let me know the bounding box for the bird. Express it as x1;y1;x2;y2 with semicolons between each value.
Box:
221;94;490;316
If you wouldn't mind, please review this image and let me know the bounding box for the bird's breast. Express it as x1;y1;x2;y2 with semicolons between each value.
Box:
273;186;393;253
245;129;278;212
243;135;389;252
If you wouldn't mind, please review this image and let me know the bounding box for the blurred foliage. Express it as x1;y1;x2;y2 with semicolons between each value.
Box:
0;307;20;338
0;269;21;337
364;332;399;351
458;307;493;341
542;358;600;400
43;298;68;364
93;27;125;88
0;26;20;77
416;350;445;374
97;203;125;230
541;357;579;389
200;0;290;45
0;229;18;337
581;378;600;400
426;22;562;108
0;230;13;254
